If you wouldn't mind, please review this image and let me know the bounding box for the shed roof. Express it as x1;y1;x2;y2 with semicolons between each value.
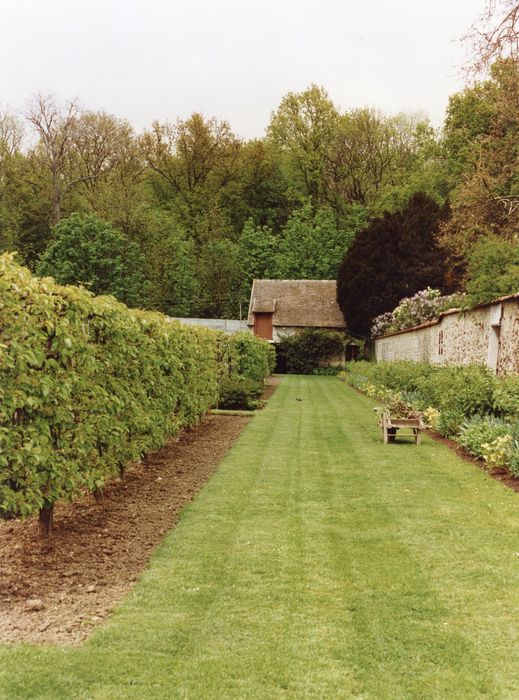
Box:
247;279;346;328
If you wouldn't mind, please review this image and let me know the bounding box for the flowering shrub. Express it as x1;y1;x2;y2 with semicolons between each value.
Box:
371;288;463;337
371;312;395;338
423;406;440;430
481;435;513;470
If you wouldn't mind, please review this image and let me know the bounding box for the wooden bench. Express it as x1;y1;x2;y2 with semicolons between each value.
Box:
380;411;426;445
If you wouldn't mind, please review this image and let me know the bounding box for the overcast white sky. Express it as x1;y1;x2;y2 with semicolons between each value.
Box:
1;0;485;138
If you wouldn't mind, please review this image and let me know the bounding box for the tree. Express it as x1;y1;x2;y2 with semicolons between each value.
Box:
26;93;79;224
268;85;339;206
0;109;24;156
141;113;241;242
336;193;449;336
440;59;519;284
238;218;279;303
222;139;292;233
140;212;199;316
325;110;430;211
0;110;52;265
463;1;519;76
36;213;147;306
465;235;519;303
196;239;243;318
0;110;26;253
276;202;363;280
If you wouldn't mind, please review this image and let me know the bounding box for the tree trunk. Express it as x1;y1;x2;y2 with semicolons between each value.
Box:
52;190;61;225
92;487;103;502
39;503;54;537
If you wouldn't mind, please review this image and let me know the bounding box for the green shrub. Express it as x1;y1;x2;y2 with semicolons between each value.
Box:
217;377;263;410
436;409;465;437
508;441;519;477
371;361;435;395
228;332;276;382
278;329;344;374
417;365;496;417
0;254;273;526
457;416;513;458
493;375;519;417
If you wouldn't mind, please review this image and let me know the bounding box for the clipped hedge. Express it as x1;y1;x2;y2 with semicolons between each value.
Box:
0;255;272;532
217;331;276;385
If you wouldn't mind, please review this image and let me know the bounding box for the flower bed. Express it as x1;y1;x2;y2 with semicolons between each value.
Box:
340;360;519;475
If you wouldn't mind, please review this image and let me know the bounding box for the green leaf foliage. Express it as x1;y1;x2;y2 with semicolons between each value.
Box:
277;329;345;374
36;213;148;307
0;255;273;519
276;202;358;280
465;236;519;305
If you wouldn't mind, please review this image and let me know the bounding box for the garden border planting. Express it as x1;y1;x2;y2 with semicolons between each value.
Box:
341;360;519;480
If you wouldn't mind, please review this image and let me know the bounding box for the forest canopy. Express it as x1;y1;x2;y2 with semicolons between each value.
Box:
2;52;519;328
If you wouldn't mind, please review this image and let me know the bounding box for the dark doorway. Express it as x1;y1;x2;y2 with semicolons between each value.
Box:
345;343;360;361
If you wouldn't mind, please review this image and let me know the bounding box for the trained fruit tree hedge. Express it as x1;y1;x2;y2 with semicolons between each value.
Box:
0;255;273;534
217;331;276;383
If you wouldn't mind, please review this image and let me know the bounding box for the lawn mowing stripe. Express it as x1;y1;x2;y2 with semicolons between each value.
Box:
312;378;499;698
2;376;519;699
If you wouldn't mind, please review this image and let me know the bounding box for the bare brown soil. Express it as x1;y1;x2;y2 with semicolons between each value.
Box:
0;414;250;646
425;429;519;494
261;375;281;402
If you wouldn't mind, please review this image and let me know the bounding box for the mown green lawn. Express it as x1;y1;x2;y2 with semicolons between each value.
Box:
2;375;519;699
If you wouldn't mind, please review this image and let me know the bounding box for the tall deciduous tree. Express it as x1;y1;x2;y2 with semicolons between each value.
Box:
465;235;519;303
196;239;243;318
268;85;339;207
325;109;427;209
464;1;519;76
237;218;279;303
141;113;241;241
141;212;199;316
276;202;363;280
36;213;147;306
440;59;519;284
69;110;147;235
26;93;79;224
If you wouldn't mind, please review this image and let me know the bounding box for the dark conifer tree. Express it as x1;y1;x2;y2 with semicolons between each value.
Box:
336;192;449;336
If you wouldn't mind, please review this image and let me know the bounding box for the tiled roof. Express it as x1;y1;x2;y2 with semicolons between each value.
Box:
247;279;345;328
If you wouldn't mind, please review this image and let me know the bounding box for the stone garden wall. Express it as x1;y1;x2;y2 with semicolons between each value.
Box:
375;295;519;375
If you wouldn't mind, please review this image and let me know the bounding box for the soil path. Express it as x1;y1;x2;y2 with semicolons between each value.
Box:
0;414;250;645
